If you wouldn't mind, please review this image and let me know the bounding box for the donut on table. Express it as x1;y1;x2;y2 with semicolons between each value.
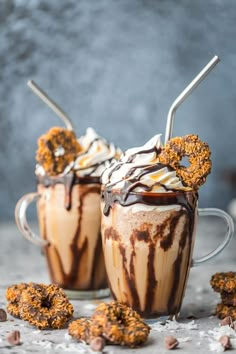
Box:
19;283;74;329
210;272;236;294
68;301;150;348
6;283;32;318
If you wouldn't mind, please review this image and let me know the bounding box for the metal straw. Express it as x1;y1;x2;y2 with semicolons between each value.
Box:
27;80;74;131
164;55;220;144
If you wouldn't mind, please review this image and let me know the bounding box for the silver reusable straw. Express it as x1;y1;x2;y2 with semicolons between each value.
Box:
27;80;74;131
165;55;220;144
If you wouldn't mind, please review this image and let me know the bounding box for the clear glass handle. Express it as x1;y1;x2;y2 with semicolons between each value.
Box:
15;192;49;247
192;208;234;267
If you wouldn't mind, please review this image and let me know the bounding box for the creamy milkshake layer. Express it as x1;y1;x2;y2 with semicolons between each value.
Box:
101;134;205;317
36;127;121;292
38;183;106;290
101;194;197;317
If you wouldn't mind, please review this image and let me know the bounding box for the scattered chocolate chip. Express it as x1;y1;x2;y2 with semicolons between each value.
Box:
7;330;21;346
220;316;233;328
219;335;231;350
90;337;105;352
0;308;7;322
164;336;179;350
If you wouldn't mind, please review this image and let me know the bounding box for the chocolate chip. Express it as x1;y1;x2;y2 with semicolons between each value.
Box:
7;330;21;345
0;308;7;322
219;335;231;350
220;316;233;327
90;337;105;352
164;336;179;350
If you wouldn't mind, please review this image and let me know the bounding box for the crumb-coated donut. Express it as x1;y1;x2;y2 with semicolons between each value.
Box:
68;318;91;343
211;272;236;293
6;303;21;318
159;134;211;189
6;283;31;303
6;283;33;318
91;301;150;347
221;292;236;306
216;303;236;320
36;127;82;176
19;284;73;329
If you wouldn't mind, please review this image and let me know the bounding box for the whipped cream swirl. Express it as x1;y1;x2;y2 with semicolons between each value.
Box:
102;134;190;193
36;128;121;178
74;128;121;177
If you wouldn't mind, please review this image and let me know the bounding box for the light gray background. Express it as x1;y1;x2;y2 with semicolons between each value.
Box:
1;0;236;221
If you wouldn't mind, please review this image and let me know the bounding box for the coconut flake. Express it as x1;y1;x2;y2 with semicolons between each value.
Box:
177;337;192;342
209;340;225;353
151;320;198;332
208;325;236;340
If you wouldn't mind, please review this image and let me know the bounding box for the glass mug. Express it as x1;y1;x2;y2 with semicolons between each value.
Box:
101;189;234;319
15;175;109;299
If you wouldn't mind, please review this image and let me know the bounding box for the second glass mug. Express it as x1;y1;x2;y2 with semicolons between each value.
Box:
15;175;109;299
101;189;234;320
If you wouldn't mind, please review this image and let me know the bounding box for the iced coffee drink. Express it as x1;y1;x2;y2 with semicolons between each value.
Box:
101;134;211;317
16;126;121;299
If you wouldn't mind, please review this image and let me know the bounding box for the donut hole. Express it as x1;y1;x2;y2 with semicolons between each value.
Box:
41;298;51;309
180;156;190;168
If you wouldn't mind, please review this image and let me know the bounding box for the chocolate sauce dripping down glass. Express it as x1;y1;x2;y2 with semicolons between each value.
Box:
37;173;100;210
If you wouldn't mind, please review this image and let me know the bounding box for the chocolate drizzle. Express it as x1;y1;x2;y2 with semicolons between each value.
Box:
37;173;100;210
102;188;198;318
102;187;197;217
38;174;107;291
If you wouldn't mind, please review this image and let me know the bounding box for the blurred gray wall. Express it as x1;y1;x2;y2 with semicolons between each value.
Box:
1;0;236;221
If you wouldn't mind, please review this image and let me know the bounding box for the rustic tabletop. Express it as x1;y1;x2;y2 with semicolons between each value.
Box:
0;219;235;354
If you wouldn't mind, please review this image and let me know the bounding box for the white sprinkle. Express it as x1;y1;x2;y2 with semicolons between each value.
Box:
151;320;198;332
32;330;41;334
199;331;208;338
84;303;97;310
230;338;236;349
32;340;53;347
208;325;236;340
178;337;192;342
65;333;72;341
44;342;53;349
209;340;225;353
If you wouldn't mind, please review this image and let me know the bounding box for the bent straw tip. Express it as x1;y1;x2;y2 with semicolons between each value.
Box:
212;55;220;63
27;79;36;87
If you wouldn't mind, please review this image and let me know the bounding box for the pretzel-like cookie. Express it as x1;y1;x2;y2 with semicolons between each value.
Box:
216;303;236;321
36;127;82;176
159;134;211;189
211;272;236;294
19;284;73;329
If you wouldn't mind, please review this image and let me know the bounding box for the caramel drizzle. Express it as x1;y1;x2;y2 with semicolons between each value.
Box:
74;137;117;176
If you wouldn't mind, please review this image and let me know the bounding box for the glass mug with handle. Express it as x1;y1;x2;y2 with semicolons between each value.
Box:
100;133;234;320
101;189;234;319
15;174;109;300
15;127;122;300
